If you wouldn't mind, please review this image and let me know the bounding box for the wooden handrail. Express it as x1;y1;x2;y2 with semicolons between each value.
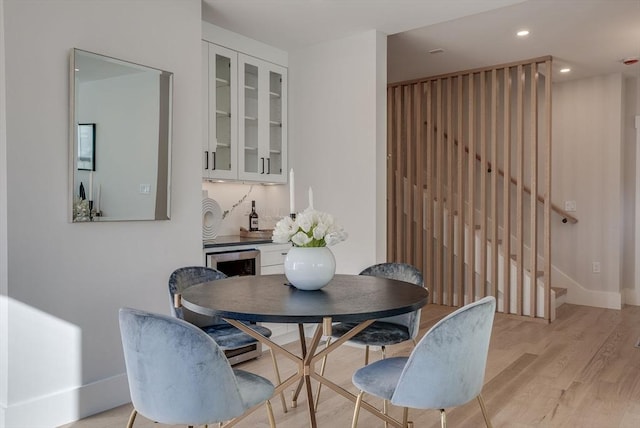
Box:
429;123;577;224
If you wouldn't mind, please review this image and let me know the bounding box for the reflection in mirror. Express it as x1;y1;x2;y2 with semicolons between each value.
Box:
70;48;173;222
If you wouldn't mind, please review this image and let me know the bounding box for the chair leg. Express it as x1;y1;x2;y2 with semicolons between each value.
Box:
314;337;331;410
126;409;137;428
351;391;365;428
440;409;447;428
383;399;389;428
402;407;409;428
381;344;390;428
269;348;288;413
477;394;493;428
265;399;276;428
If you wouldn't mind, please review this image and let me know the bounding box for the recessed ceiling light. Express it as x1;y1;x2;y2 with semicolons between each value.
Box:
516;30;530;37
560;68;571;73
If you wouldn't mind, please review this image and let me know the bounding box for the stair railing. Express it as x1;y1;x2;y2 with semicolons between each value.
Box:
431;126;578;224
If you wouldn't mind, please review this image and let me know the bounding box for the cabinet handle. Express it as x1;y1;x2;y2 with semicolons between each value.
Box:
267;158;271;174
260;157;265;174
204;151;209;170
212;152;216;170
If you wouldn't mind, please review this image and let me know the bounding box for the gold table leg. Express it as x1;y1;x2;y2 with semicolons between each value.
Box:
224;318;402;428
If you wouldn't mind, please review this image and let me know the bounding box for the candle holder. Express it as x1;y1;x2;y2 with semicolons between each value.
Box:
89;201;94;221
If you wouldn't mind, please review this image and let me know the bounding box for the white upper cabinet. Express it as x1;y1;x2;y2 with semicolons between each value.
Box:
202;38;287;184
202;41;238;180
238;54;287;183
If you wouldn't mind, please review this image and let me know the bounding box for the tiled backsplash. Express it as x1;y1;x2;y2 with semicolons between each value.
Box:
202;182;289;237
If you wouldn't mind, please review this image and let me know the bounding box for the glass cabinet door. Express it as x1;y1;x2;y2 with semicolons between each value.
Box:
241;59;260;176
269;70;284;177
203;42;237;180
238;54;287;183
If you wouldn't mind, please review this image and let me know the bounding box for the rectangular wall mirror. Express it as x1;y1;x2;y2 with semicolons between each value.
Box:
69;48;173;222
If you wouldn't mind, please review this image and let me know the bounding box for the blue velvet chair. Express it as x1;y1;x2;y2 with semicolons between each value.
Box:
316;263;424;409
168;266;286;413
119;307;276;428
350;296;496;428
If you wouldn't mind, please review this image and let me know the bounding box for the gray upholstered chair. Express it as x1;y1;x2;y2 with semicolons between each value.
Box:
168;266;286;412
119;307;276;428
350;296;496;428
316;262;424;408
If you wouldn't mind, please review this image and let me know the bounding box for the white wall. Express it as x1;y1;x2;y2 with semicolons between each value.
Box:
3;1;202;426
552;74;624;308
624;77;639;305
1;0;9;424
288;30;387;273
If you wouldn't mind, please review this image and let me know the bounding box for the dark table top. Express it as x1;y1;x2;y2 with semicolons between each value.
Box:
180;274;429;323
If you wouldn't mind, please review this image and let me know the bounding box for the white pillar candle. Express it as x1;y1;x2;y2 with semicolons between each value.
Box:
289;168;295;214
308;187;313;209
96;184;101;212
89;171;93;201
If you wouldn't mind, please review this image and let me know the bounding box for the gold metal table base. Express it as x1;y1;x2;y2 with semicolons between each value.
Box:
221;318;408;428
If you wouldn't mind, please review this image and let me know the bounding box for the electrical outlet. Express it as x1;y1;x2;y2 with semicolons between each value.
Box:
139;184;151;194
592;261;601;273
564;200;576;212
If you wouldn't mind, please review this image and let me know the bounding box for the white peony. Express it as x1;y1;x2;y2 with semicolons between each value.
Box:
271;207;347;247
272;216;296;244
291;231;312;246
325;230;348;246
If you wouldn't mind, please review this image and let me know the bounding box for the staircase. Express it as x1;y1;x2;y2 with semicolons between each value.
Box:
387;56;574;322
437;204;567;321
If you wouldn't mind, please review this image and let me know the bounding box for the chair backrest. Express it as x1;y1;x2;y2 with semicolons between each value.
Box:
168;266;227;325
359;263;425;338
119;307;247;424
391;296;496;409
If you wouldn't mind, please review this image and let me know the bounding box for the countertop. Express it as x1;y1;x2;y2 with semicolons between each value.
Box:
203;235;273;249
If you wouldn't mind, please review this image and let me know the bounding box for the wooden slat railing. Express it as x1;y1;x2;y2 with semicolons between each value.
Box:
388;56;558;322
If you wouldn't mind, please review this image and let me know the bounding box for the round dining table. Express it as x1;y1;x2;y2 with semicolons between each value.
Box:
180;273;429;428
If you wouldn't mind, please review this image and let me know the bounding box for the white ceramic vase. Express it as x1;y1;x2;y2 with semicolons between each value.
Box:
284;246;336;290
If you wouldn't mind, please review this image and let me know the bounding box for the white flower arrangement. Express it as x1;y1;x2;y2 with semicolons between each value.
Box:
272;208;348;247
73;197;91;222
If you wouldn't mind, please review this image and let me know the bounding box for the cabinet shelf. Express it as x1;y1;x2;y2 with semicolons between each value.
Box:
245;116;258;122
269;91;281;98
216;110;231;117
269;121;282;127
245;85;257;91
269;149;282;155
244;146;258;152
216;77;230;87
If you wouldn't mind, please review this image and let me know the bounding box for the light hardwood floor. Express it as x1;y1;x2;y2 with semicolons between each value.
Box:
60;303;640;428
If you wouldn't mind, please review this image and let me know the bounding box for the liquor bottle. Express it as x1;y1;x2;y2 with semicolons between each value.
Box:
249;200;259;231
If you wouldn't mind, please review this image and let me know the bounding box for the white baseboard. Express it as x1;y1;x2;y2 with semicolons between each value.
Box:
566;285;622;310
3;374;130;428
